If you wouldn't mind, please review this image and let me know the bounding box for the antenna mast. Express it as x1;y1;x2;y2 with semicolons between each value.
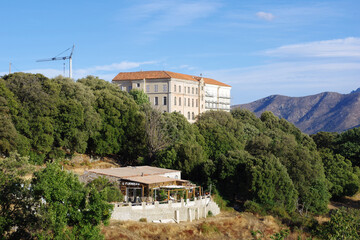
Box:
9;62;11;74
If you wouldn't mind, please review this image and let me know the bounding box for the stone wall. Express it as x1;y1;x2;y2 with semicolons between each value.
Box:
111;196;220;222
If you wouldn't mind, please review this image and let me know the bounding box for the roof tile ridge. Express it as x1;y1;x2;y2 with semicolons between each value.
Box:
162;70;172;78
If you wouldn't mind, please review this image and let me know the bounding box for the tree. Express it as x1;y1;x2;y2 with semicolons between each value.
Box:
317;208;360;239
129;89;150;107
87;176;124;202
0;152;38;239
336;127;360;167
320;149;360;198
144;107;173;161
79;76;146;162
0;79;20;156
31;163;113;239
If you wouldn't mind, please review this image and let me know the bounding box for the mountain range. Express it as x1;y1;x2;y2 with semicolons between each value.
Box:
232;88;360;134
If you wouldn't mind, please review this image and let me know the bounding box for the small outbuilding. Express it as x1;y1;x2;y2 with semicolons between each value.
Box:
82;166;201;203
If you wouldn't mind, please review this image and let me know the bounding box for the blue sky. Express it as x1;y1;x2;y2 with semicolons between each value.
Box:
1;0;360;104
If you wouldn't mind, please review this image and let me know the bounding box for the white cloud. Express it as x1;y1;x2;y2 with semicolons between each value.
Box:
76;61;157;75
256;11;274;21
24;68;63;78
119;0;220;34
175;64;196;71
206;61;360;104
12;60;158;81
264;37;360;58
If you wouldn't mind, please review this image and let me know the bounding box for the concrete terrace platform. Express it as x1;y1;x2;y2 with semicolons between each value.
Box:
111;196;220;223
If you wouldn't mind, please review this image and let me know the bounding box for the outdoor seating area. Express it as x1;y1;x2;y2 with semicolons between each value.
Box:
82;166;205;204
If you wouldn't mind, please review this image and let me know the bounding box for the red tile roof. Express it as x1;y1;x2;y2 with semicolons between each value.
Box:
112;70;231;87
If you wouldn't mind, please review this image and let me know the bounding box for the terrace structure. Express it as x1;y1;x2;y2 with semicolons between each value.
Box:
112;71;231;123
82;166;201;203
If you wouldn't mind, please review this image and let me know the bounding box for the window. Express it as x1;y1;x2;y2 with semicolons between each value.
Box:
163;96;167;105
179;111;181;114
202;104;204;109
188;112;190;120
154;85;158;92
179;86;181;93
128;86;132;91
188;87;190;93
155;97;158;105
163;84;167;92
188;98;190;107
146;85;150;92
196;99;198;107
148;97;150;102
192;99;194;107
196;88;198;94
179;97;181;106
192;112;195;120
174;96;177;105
201;86;204;90
136;83;140;88
174;85;176;92
184;87;186;93
192;87;194;94
184;98;186;106
121;86;126;91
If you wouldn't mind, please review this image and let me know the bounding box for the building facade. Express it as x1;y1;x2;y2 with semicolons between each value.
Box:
112;71;231;123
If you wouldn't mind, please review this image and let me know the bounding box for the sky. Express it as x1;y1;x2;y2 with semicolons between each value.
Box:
1;0;360;104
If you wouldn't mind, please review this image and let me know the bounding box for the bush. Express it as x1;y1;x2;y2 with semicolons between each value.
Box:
139;218;147;222
88;176;124;202
316;207;360;239
212;191;232;211
244;200;265;215
29;151;46;165
158;189;168;201
199;222;218;234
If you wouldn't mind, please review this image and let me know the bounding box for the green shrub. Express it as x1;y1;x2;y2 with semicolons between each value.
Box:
29;151;46;165
316;207;360;239
158;189;168;201
200;222;218;234
88;176;124;202
212;190;232;211
244;200;265;215
139;218;147;222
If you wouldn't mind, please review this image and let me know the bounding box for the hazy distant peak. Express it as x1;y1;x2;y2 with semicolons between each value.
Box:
351;88;360;94
232;89;360;134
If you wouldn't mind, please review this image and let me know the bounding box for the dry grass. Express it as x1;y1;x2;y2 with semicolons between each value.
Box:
102;211;309;240
62;154;120;175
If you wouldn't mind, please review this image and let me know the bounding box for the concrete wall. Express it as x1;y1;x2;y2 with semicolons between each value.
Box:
111;196;220;222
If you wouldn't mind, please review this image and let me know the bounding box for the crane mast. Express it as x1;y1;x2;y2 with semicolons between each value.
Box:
37;45;75;78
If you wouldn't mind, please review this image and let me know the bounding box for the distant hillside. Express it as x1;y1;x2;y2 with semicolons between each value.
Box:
232;90;360;134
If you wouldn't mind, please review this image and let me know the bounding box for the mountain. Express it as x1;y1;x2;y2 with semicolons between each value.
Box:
232;90;360;134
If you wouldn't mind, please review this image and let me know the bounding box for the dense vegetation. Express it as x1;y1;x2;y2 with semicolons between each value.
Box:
1;73;360;239
0;153;112;239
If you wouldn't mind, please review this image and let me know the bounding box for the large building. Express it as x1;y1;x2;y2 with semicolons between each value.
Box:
112;71;231;122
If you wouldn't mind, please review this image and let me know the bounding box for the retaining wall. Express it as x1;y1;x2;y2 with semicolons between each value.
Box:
111;197;220;222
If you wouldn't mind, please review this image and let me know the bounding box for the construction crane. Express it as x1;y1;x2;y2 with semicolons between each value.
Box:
37;45;75;78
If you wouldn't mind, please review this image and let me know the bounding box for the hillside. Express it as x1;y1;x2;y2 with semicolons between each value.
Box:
232;90;360;134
